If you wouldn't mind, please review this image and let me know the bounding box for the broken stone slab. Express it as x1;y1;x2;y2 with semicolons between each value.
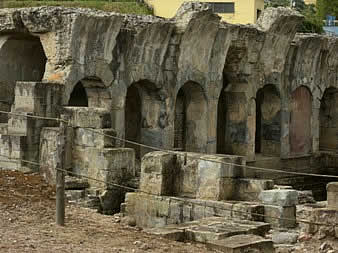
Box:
145;216;271;245
272;232;299;244
297;190;316;204
304;208;338;238
185;225;245;243
144;227;185;242
206;234;275;253
327;182;338;209
181;217;270;243
259;189;299;207
264;205;296;228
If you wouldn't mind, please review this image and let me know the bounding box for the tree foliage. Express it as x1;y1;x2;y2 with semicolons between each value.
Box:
316;0;338;20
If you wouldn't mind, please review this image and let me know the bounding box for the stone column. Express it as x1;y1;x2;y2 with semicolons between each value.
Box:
280;96;291;158
312;106;320;153
207;98;218;154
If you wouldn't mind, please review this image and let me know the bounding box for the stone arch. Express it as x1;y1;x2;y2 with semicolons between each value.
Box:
289;86;312;155
319;87;338;151
174;81;208;152
255;84;281;156
0;34;47;122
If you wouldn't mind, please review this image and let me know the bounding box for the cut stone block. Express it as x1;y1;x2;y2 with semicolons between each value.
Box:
264;205;296;228
207;234;274;253
327;182;338;209
64;107;111;128
259;189;298;207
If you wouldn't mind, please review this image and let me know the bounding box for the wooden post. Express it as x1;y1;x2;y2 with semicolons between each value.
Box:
56;114;68;226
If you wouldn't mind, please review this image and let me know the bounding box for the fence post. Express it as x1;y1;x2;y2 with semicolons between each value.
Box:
56;114;69;226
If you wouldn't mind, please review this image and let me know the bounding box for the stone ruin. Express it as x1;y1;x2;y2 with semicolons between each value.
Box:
0;2;337;251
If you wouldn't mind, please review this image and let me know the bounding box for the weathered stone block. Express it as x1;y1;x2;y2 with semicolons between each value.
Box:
39;127;59;184
74;128;116;148
8;113;29;136
0;123;8;135
175;152;245;200
124;193;170;228
235;179;274;201
327;182;338;209
264;205;296;228
272;232;299;244
64;107;111;128
259;189;298;207
87;148;135;189
305;208;338;238
232;202;265;222
66;190;85;202
140;151;176;196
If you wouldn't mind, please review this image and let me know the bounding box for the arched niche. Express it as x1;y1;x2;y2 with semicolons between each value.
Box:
125;84;142;159
290;86;312;155
255;84;281;156
320;87;338;151
0;34;47;122
174;82;208;153
124;80;164;159
68;82;88;107
68;78;111;109
216;84;247;155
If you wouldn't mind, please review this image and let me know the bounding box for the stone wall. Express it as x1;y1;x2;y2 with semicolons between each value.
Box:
0;4;336;184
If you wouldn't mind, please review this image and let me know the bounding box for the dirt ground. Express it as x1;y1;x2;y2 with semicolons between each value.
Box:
0;170;214;253
0;170;337;253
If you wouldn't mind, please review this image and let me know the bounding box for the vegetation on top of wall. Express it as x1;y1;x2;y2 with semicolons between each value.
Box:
265;0;327;33
0;0;153;15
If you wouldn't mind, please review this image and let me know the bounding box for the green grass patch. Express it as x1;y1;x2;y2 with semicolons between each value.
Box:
0;1;153;15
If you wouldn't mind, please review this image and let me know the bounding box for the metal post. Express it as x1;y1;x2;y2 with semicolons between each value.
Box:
56;114;68;226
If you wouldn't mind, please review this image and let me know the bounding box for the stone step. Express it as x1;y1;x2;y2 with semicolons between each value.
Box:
145;216;271;244
206;234;275;253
